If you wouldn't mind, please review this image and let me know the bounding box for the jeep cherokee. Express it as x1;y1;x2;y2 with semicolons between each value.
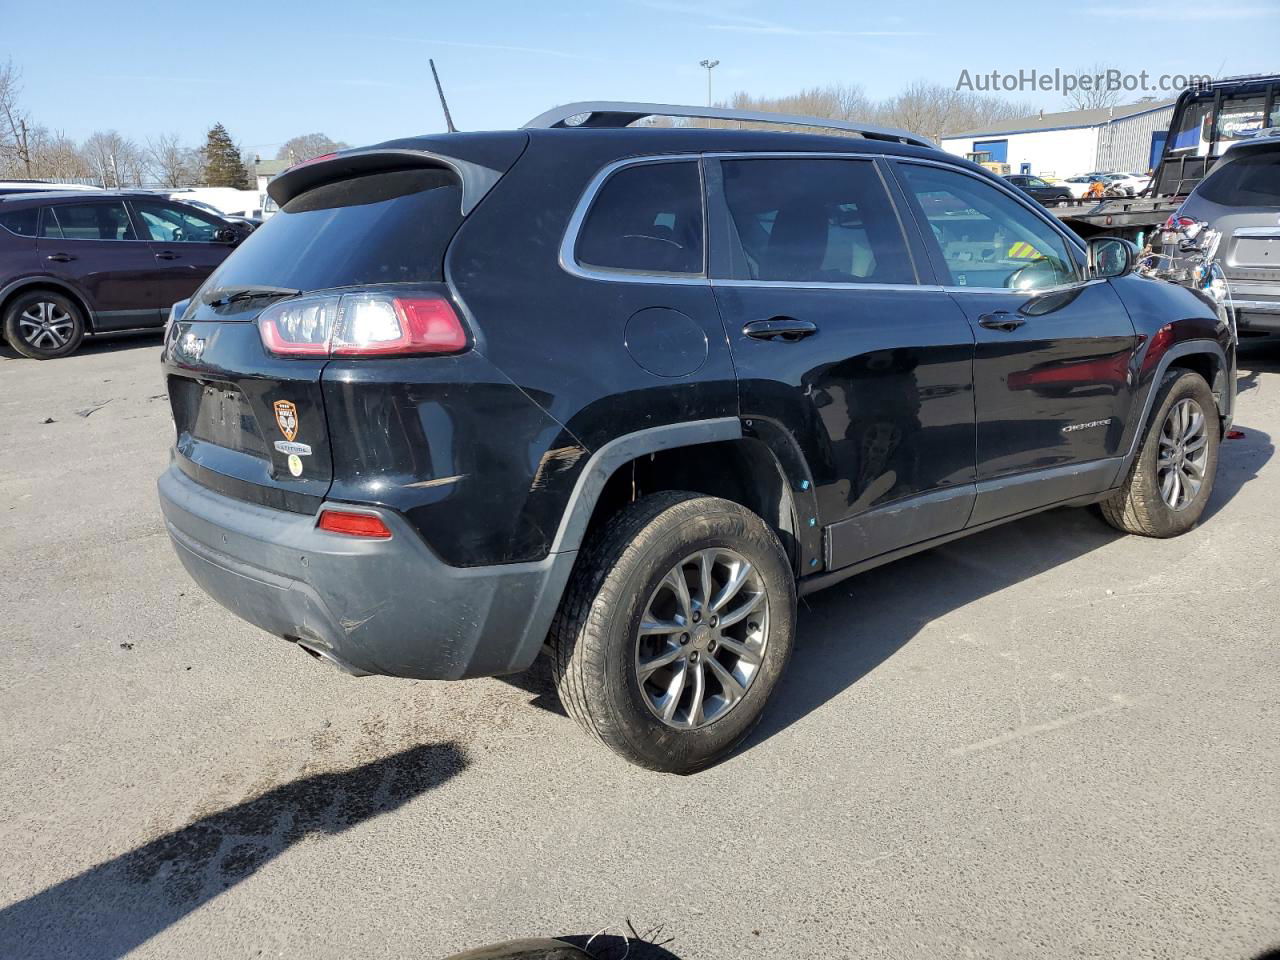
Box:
157;102;1235;773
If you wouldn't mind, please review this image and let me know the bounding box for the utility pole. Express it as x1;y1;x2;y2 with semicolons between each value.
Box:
430;59;457;133
699;59;719;128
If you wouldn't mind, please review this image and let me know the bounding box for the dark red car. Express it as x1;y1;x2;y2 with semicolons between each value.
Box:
0;191;251;359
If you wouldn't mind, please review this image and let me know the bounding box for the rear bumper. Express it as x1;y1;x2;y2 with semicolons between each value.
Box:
157;465;576;680
1227;281;1280;332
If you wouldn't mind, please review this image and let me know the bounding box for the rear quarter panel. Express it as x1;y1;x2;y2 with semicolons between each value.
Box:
442;135;739;560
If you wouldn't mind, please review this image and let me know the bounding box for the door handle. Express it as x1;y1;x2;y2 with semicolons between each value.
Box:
978;311;1026;332
743;317;818;342
45;253;75;263
155;251;180;260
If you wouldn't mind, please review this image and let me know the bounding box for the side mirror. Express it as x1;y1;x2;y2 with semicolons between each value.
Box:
1087;236;1138;279
213;226;239;244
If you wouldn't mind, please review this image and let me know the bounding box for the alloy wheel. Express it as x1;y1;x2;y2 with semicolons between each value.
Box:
18;301;75;351
1157;397;1209;511
634;548;769;730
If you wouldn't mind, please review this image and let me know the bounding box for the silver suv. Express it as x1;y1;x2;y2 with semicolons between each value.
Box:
1163;133;1280;335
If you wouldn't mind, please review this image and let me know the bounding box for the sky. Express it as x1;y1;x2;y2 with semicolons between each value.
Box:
4;0;1278;158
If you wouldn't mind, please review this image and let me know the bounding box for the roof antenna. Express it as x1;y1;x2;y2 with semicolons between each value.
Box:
429;59;457;133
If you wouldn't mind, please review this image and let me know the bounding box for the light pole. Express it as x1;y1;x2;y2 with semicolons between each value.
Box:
699;59;719;117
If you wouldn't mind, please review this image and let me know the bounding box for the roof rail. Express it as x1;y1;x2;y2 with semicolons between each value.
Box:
522;101;935;148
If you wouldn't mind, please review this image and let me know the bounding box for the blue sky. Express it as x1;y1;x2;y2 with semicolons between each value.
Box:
5;0;1277;157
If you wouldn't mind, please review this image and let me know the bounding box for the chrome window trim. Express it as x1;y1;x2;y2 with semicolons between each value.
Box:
939;277;1107;295
559;149;1093;291
559;154;710;286
710;279;944;293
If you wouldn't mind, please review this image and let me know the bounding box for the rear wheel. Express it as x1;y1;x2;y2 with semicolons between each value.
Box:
551;492;795;773
1100;369;1219;537
3;290;86;359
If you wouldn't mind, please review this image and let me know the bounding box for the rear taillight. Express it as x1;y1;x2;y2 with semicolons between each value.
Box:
258;292;468;358
317;508;393;539
1164;214;1201;234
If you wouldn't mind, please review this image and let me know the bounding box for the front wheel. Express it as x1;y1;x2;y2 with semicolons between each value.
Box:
551;492;796;773
3;290;86;359
1100;369;1220;537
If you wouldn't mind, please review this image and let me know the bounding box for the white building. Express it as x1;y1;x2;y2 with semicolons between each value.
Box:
940;99;1176;178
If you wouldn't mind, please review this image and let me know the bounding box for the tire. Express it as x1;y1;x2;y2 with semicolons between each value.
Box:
1100;369;1219;537
2;289;86;360
550;492;796;773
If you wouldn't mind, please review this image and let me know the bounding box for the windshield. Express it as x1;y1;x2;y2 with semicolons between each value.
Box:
201;167;463;295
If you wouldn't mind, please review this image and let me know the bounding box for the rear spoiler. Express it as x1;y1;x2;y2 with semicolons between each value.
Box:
267;148;506;216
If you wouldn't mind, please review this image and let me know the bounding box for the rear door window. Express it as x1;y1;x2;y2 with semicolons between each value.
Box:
718;157;915;284
574;160;704;276
42;201;138;240
0;206;39;236
202;167;464;293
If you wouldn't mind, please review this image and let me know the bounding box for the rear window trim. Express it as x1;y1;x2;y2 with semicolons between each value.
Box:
560;154;710;286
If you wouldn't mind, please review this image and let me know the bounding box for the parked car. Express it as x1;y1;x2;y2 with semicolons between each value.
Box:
0;180;102;196
157;101;1235;773
1103;172;1153;197
0;191;251;358
1064;172;1151;199
1161;133;1280;335
1004;174;1073;204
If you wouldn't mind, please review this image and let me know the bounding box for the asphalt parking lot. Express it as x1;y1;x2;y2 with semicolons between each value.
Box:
1;332;1277;960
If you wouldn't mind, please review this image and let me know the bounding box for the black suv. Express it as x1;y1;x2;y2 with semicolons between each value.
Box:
0;191;249;359
157;102;1235;772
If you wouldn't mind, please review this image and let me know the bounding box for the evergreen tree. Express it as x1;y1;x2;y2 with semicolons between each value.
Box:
201;122;248;188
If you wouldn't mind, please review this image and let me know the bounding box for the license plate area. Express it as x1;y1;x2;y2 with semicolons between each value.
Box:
170;376;270;458
1234;236;1280;269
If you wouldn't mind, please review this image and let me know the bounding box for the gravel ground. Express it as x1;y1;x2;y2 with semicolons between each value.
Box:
1;331;1277;960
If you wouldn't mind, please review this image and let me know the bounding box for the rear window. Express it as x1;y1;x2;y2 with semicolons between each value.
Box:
202;168;463;292
0;206;39;237
1196;150;1280;208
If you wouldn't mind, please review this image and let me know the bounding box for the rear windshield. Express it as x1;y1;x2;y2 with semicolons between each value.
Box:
202;168;463;293
1196;149;1280;208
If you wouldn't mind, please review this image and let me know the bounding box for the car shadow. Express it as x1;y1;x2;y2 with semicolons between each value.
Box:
0;742;466;960
0;329;162;361
747;421;1271;752
1236;337;1280;395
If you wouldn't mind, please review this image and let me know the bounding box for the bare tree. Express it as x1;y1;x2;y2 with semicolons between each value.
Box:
876;81;1034;144
716;80;1032;144
0;58;34;177
717;83;872;132
26;127;90;180
1065;62;1123;111
276;133;349;163
81;130;143;187
146;133;198;187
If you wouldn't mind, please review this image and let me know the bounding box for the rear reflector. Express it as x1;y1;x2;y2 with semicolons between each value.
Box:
317;509;393;539
259;292;468;358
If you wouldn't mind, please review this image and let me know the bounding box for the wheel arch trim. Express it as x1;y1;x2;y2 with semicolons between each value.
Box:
0;276;96;332
548;418;744;555
1113;339;1230;486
